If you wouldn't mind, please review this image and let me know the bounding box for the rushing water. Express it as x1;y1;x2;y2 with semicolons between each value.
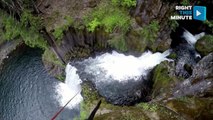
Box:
69;50;172;105
0;48;80;120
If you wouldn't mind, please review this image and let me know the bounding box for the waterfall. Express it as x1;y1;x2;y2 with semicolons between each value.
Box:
55;49;172;106
55;65;83;109
82;49;172;82
182;28;205;45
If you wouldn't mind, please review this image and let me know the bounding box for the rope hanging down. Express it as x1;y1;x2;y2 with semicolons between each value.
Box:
51;91;81;120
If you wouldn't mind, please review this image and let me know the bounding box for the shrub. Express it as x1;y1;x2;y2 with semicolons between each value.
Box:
140;21;160;43
111;0;137;8
84;1;132;51
53;16;74;40
85;1;131;33
1;10;47;49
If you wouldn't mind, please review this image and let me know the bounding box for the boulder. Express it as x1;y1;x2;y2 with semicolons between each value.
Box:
173;52;213;97
196;35;213;56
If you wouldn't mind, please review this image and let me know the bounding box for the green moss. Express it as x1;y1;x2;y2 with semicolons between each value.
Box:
52;16;74;41
137;103;159;112
166;97;213;120
169;20;179;31
196;35;213;56
55;74;65;82
74;83;100;120
111;0;137;8
108;33;128;52
180;0;190;5
140;21;160;43
203;20;213;28
42;48;64;67
151;61;177;98
168;53;177;59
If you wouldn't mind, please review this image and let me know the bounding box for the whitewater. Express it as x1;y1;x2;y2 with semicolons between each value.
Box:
54;49;172;108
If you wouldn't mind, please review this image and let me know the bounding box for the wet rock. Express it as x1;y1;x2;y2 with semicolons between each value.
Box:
133;0;176;52
196;35;213;56
173;52;213;97
95;102;184;120
174;44;199;78
151;61;178;99
79;72;152;105
96;78;152;105
166;97;213;120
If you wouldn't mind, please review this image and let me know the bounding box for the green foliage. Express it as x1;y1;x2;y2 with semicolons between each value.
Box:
203;20;213;33
84;1;132;51
42;48;64;67
55;74;65;82
53;16;74;40
87;18;101;32
1;10;47;49
180;0;190;5
85;1;131;33
111;0;137;8
169;20;179;31
140;21;160;43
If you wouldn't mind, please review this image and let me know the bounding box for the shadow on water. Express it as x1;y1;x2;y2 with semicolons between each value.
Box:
0;47;79;120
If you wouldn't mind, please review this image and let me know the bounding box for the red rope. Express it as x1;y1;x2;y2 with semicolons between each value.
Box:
51;91;81;120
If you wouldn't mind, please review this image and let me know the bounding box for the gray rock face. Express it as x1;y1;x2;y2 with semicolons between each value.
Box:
133;0;176;52
173;52;213;97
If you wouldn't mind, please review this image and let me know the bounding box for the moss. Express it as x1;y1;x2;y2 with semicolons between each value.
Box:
52;16;74;42
111;0;137;8
166;97;213;120
126;20;160;52
74;83;100;120
140;21;160;43
42;48;64;67
108;33;128;52
168;53;177;59
137;103;159;112
169;20;179;32
180;0;190;5
195;35;213;56
55;74;65;82
152;61;180;98
95;102;182;120
64;47;91;61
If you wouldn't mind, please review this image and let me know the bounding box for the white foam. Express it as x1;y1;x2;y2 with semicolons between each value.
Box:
182;29;205;45
55;65;83;109
84;50;172;82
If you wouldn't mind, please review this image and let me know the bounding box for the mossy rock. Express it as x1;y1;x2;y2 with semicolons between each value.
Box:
95;102;184;120
126;27;147;52
166;97;213;120
151;61;178;98
196;35;213;56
